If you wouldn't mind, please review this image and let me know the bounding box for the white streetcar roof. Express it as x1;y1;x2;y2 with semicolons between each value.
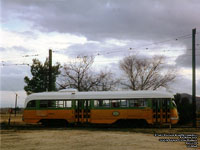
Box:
24;90;173;107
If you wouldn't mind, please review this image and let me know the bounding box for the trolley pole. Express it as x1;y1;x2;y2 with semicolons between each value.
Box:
48;49;52;91
192;28;196;128
15;93;18;117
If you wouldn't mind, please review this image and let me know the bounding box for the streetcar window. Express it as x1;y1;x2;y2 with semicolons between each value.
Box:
94;100;98;107
129;100;135;107
48;101;56;107
94;100;110;108
65;101;72;108
84;100;90;107
103;100;110;107
56;101;64;108
120;100;128;107
111;100;120;108
129;99;147;107
99;100;103;107
27;101;36;108
167;100;170;106
47;100;72;108
40;100;48;108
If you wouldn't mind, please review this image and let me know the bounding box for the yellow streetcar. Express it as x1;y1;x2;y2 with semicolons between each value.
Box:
23;90;179;126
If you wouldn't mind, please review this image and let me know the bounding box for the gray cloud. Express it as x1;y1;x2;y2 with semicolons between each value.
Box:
175;50;200;68
1;0;200;96
175;34;200;68
0;47;6;52
63;41;131;58
169;75;200;95
2;0;200;42
0;46;31;53
3;0;200;65
12;46;30;52
64;42;102;57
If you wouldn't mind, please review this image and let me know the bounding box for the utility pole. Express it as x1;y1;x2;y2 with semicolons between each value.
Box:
15;93;18;116
49;49;52;91
192;28;196;128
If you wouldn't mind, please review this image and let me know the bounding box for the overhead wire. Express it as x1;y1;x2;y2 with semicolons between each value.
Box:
94;33;194;56
0;53;40;61
0;63;30;66
1;50;200;65
1;53;200;66
50;32;195;57
1;31;200;66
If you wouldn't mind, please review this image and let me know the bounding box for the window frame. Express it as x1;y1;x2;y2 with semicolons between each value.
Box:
129;99;147;108
38;100;72;109
93;99;131;109
26;100;36;109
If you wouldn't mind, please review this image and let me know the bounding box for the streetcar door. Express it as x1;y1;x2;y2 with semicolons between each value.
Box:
161;99;171;123
75;100;82;123
75;100;90;123
152;99;170;124
152;99;161;124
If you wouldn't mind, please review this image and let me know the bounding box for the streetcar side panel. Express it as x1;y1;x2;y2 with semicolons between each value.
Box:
89;99;152;124
23;100;75;124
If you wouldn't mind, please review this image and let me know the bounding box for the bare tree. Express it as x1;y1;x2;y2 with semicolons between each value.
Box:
119;55;176;90
90;70;120;91
59;56;118;91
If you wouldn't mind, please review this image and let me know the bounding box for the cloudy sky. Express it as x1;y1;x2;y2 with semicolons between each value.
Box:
0;0;200;107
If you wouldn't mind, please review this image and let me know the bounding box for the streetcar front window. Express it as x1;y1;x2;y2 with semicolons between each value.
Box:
27;101;36;108
172;100;177;108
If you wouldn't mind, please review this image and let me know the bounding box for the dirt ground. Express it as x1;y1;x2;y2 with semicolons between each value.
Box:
0;114;25;125
1;114;200;150
1;128;200;150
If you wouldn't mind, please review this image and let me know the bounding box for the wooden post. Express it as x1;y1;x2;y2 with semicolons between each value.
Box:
15;93;18;117
49;49;52;91
192;28;196;128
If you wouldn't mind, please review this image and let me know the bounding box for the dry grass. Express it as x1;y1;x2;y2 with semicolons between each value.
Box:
0;114;25;125
2;129;198;150
1;114;200;150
